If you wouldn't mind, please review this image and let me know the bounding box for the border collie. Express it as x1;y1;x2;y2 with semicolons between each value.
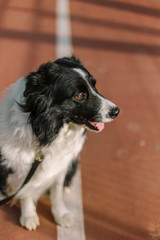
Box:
0;56;119;230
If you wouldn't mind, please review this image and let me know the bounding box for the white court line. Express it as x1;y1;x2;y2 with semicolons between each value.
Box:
56;0;72;58
55;0;85;239
57;169;85;240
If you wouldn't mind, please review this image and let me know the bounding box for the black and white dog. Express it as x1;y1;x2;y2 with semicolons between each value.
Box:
0;56;119;230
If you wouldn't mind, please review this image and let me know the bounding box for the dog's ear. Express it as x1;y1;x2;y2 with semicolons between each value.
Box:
22;63;55;113
21;62;64;146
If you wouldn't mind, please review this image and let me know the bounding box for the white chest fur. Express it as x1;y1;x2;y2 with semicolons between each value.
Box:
17;123;86;199
36;123;85;181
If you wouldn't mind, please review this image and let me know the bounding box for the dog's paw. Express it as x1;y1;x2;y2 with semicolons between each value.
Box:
20;214;40;231
60;213;73;228
55;212;73;228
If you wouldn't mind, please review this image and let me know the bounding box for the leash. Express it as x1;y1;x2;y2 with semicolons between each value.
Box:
0;150;44;206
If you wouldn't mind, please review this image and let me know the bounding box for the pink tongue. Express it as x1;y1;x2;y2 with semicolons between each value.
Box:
89;121;105;131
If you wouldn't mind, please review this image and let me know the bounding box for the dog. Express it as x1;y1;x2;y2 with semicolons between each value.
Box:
0;56;119;230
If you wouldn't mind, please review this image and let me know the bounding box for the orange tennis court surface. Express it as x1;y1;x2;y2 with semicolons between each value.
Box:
0;0;160;239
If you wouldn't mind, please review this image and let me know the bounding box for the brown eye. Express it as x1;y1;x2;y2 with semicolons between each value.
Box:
76;92;86;100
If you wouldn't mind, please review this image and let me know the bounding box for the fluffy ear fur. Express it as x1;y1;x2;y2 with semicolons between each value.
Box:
30;110;64;146
20;62;64;146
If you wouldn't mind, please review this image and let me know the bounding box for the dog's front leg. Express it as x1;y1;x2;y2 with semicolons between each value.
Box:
50;173;73;228
20;197;40;231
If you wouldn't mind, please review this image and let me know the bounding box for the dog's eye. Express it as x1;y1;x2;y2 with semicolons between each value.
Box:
76;92;86;100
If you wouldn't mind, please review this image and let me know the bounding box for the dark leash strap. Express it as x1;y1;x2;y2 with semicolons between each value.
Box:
0;150;44;206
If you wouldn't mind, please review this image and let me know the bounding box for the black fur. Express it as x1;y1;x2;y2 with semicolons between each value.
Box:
20;56;102;146
0;151;13;196
63;158;79;188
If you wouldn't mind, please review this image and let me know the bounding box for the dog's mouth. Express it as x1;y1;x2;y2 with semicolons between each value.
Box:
72;116;105;132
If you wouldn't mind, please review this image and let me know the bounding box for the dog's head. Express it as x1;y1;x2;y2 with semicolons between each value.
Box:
22;56;119;145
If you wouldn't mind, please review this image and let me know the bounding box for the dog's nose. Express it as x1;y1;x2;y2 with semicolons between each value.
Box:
108;107;120;119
